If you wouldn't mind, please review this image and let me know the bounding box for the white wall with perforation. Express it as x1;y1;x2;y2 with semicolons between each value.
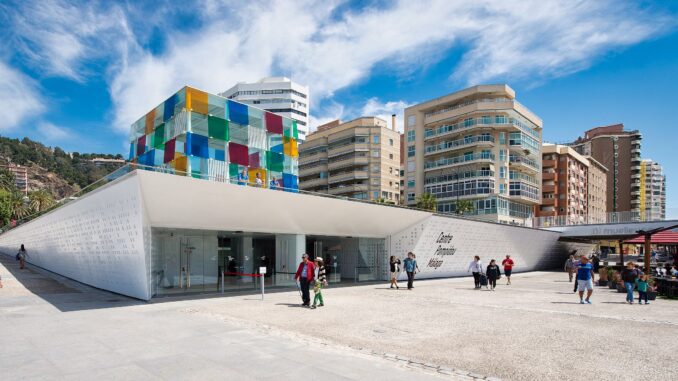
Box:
0;174;150;300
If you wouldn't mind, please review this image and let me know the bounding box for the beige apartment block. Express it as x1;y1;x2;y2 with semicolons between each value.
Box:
640;159;666;220
586;156;608;223
571;124;642;213
298;117;401;202
403;84;543;225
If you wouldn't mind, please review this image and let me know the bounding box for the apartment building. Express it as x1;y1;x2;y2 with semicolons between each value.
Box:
220;77;310;141
570;124;642;214
537;144;588;223
298;117;400;202
399;132;405;204
587;157;608;223
404;84;543;225
640;159;666;220
0;163;29;195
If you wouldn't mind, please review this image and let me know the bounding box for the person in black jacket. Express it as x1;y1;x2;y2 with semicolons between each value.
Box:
389;256;401;289
486;259;502;291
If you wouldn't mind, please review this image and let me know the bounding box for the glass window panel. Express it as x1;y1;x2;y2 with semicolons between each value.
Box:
269;133;283;154
228;142;249;166
145;109;155;134
282;173;298;191
164;138;176;163
248;107;264;129
227;100;249;126
282;118;293;137
266;151;284;172
207;94;226;118
284;156;299;176
248;148;266;169
153;123;165;149
229;122;249;145
163;93;177;121
208;116;229;141
137;135;146;156
191;112;209;137
186;133;209;158
265;112;283;134
174;155;188;173
283;137;298;157
248;168;267;187
186;87;209;115
248;125;267;150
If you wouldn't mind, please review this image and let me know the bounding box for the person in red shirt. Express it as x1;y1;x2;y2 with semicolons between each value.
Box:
501;255;514;285
294;253;315;307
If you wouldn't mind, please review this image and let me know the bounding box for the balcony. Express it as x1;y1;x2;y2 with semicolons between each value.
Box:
542;159;557;168
327;143;369;158
299;164;326;177
299;177;327;189
509;155;540;172
328;156;369;171
542;185;555;193
328;170;370;184
424;135;495;156
542;198;556;206
424;115;540;142
328;184;369;195
425;152;495;170
542;172;556;180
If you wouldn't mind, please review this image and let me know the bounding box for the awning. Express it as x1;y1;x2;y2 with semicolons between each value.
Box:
624;230;678;244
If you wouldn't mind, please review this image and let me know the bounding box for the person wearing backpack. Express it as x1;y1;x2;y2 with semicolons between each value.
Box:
621;261;642;304
486;259;502;291
16;244;27;269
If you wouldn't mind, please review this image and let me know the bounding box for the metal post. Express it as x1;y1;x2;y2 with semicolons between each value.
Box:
261;273;265;301
644;234;652;274
221;270;224;294
618;240;624;268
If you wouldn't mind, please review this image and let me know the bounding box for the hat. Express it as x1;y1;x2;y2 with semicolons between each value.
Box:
315;257;323;261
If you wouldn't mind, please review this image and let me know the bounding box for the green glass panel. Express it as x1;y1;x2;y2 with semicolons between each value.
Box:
266;151;284;172
292;120;299;139
154;123;165;149
208;116;229;141
229;163;239;178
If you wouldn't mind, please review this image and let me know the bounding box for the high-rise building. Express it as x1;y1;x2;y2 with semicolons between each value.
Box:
570;124;642;214
640;159;666;220
298;117;400;202
220;77;310;141
404;84;542;225
0;163;28;195
537;144;589;224
586;156;608;224
129;86;300;190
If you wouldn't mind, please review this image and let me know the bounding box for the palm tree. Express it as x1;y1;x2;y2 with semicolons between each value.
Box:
29;189;56;212
455;200;475;215
10;192;30;220
0;168;16;192
416;193;437;211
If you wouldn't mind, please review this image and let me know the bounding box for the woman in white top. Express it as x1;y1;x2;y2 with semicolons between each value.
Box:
467;256;483;289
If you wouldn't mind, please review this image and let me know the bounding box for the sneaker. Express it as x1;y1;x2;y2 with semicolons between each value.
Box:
580;300;585;304
586;300;592;304
319;303;324;307
310;305;316;309
645;302;650;305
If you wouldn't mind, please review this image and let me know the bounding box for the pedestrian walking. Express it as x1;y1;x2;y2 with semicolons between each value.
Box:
571;254;581;293
486;259;502;291
16;244;27;270
294;253;315;307
636;274;650;305
467;256;483;289
592;254;600;273
621;261;642;304
501;255;514;285
389;255;401;289
311;257;327;309
576;256;595;304
403;252;418;290
564;254;576;282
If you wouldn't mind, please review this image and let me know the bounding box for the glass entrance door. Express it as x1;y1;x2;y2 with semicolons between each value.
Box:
180;236;204;291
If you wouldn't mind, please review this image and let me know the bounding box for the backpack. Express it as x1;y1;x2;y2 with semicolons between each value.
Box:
15;253;20;260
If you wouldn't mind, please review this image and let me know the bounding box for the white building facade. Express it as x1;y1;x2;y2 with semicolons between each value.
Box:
220;77;310;141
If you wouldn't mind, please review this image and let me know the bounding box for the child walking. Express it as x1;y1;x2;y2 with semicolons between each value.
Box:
636;275;650;305
311;257;328;309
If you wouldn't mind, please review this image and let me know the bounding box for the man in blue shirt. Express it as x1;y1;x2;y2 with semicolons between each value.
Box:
269;176;278;190
237;170;248;186
403;252;419;290
576;256;595;304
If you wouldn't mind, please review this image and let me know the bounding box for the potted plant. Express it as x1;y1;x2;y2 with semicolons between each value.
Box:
598;267;608;286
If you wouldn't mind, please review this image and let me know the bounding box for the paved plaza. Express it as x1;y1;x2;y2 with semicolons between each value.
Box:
1;255;677;381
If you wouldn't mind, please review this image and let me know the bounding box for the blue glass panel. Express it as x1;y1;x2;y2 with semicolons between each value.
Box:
283;173;298;192
215;149;226;161
186;132;209;158
129;142;136;161
228;100;249;126
163;94;177;121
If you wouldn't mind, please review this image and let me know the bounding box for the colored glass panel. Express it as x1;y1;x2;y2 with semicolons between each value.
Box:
229;122;248;145
283;137;298;157
284;156;299;176
292;120;299;139
283;173;298;191
265;112;283;134
186;87;209;115
266;151;284;172
248;107;263;129
229;163;240;179
163;94;177;121
186;133;209;158
145;109;155;134
128;142;136;161
164;138;176;163
283;118;293;138
228;142;249;166
154;123;165;149
191;111;209;137
208;94;226;119
174;155;188;172
269;134;283;154
227;100;249;126
190;156;207;178
137;135;146;156
248;125;267;150
248;168;267;188
208;115;229;141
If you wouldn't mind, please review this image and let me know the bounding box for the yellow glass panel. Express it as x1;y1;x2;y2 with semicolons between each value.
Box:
174;155;188;173
186;87;209;115
248;168;267;188
284;137;298;158
145;109;156;134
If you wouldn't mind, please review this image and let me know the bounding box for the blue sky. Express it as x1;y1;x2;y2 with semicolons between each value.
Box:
0;0;677;216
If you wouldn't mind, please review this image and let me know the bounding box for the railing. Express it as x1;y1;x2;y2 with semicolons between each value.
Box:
532;210;672;228
425;153;495;170
424;97;511;118
425;170;494;185
509;155;539;171
425;135;494;154
424;115;540;140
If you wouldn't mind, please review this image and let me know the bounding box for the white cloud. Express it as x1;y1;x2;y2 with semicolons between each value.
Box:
0;62;44;131
37;122;71;141
361;98;413;133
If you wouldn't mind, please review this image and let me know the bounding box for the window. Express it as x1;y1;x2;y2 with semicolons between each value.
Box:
407;145;415;157
499;184;506;194
389;138;394;146
407;115;416;127
407;192;415;202
389;153;394;160
407;160;415;172
372;179;380;186
499;149;506;161
499;166;506;179
372;150;380;158
408;177;415;188
373;135;380;144
389;167;393;174
407;130;415;142
373;191;380;199
499;132;506;145
372;164;380;173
